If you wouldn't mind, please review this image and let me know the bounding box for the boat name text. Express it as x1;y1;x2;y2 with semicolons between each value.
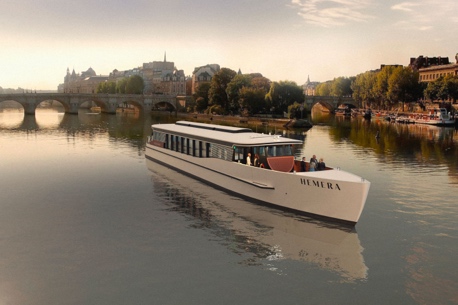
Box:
300;178;341;190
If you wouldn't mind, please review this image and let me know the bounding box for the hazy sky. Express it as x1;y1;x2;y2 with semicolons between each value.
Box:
1;0;457;90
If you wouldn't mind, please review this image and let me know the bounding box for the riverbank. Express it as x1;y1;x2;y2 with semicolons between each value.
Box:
172;112;297;129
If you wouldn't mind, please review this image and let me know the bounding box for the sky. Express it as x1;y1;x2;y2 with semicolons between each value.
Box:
1;0;457;90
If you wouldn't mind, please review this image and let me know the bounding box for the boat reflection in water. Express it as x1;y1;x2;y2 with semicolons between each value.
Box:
146;158;368;282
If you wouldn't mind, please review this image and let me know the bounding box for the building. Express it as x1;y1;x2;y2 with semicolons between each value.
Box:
302;75;319;96
140;53;186;95
60;67;108;93
417;54;458;83
59;53;186;96
191;64;220;94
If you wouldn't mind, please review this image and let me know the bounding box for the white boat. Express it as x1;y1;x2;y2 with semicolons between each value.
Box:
146;158;368;281
413;108;455;126
145;121;371;225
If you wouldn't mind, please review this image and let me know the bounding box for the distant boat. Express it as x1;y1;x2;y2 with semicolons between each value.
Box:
413;108;455;126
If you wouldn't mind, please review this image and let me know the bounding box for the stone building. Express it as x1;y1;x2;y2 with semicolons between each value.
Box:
60;67;108;93
140;53;186;95
60;53;186;96
302;75;319;96
417;54;458;83
191;64;220;94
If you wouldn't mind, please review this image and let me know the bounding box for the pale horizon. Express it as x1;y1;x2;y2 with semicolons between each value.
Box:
1;0;457;90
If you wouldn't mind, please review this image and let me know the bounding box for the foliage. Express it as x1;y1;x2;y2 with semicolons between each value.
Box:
226;74;253;112
425;75;458;103
208;68;237;114
287;102;305;119
265;80;304;115
125;75;144;94
116;78;128;94
351;71;377;108
331;77;353;97
315;81;331;96
238;86;267;116
193;82;211;112
96;81;116;94
387;67;422;109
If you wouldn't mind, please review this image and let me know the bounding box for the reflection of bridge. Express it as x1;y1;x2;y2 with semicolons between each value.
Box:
304;96;358;111
0;93;190;115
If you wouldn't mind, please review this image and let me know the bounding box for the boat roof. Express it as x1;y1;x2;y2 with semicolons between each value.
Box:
152;121;303;147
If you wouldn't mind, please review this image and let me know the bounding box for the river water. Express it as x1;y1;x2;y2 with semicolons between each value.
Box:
0;108;457;305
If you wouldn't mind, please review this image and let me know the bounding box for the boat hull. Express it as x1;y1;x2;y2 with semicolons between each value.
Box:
145;144;370;225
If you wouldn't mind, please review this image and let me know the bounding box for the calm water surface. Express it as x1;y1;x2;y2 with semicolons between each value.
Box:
0;109;457;305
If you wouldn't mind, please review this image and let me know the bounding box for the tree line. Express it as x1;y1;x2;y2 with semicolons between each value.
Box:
316;66;458;110
96;75;144;94
190;68;304;117
97;66;458;116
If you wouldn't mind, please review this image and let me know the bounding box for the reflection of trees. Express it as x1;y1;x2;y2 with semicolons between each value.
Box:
328;117;458;174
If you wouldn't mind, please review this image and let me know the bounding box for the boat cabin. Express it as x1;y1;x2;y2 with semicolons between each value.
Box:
149;121;302;172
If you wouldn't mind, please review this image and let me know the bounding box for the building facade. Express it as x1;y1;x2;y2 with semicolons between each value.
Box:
60;67;108;93
59;54;186;96
302;75;319;96
411;54;458;83
191;64;220;94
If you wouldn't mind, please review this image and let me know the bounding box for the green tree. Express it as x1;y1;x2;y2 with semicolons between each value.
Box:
315;81;332;96
265;81;304;116
331;77;353;97
226;74;253;112
387;67;422;110
239;86;266;116
193;82;211;112
116;78;128;94
374;66;397;109
208;68;237;114
96;80;116;94
125;75;144;94
442;75;458;103
352;71;377;108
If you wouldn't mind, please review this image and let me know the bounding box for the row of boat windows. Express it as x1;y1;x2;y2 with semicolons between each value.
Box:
152;131;294;163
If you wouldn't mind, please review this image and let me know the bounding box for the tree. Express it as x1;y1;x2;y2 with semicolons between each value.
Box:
315;81;332;96
331;77;353;97
239;86;266;116
96;80;116;94
226;74;252;112
265;81;304;116
387;67;422;110
125;75;144;94
351;71;377;108
374;66;397;109
193;82;211;112
208;68;237;114
116;78;128;94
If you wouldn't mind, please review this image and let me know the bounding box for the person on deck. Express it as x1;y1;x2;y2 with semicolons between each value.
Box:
254;154;260;167
317;158;326;171
300;157;307;172
246;153;252;166
309;155;318;172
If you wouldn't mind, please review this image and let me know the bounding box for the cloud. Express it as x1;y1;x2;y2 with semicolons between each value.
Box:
391;2;419;12
391;0;458;31
290;0;374;27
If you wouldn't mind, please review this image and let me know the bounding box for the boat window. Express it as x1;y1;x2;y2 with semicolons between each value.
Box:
192;140;196;156
267;145;293;157
175;136;180;152
233;146;244;162
152;131;166;143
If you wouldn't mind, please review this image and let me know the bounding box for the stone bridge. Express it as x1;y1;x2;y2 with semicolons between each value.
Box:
304;96;358;112
0;93;190;115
